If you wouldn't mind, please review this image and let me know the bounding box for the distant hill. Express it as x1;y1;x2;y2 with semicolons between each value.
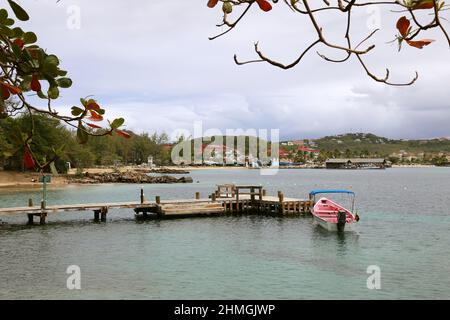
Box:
190;133;450;157
309;133;450;156
182;133;449;164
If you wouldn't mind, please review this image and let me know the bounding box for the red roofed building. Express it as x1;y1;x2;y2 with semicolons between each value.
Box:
279;148;290;160
298;146;320;153
298;146;320;159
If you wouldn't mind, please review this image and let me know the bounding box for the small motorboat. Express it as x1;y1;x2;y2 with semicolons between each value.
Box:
309;190;359;232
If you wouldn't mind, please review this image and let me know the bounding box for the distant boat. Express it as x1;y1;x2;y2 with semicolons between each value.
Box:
309;190;359;232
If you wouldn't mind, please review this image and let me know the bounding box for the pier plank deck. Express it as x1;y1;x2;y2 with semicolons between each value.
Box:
0;185;314;224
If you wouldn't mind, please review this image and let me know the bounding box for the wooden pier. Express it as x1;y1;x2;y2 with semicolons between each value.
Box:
0;185;313;225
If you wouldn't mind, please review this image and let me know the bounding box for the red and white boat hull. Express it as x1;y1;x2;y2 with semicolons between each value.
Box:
313;214;356;232
312;197;357;232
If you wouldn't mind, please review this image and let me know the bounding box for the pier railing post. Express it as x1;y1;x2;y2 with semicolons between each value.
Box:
235;188;240;213
278;191;284;201
278;192;285;215
156;196;161;205
140;188;145;204
195;192;200;200
27;199;34;225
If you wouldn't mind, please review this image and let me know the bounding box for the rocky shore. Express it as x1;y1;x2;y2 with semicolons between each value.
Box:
68;171;193;184
134;167;190;174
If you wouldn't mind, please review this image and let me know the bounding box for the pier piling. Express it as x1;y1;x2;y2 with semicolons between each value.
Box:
140;188;145;204
100;206;108;222
39;212;47;225
27;199;34;225
94;210;100;222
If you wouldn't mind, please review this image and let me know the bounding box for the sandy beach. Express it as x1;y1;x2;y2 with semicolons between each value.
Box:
0;166;195;189
0;171;69;188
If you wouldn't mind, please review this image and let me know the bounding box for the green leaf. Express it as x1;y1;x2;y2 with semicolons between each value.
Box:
0;51;7;63
23;31;37;44
71;106;84;117
44;54;59;66
20;75;31;91
7;0;29;21
37;90;47;99
110;118;125;130
53;144;66;157
11;27;24;37
0;9;8;23
3;151;13;158
76;122;89;144
57;69;68;77
43;55;60;76
11;41;22;57
4;18;14;26
0;25;12;37
56;77;72;88
48;86;59;99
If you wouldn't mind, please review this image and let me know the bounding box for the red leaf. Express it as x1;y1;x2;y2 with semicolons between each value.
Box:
4;83;22;95
406;39;434;49
26;48;39;59
256;0;272;12
1;83;22;99
396;16;410;38
410;0;435;10
207;0;219;8
87;110;103;122
86;101;100;110
24;145;35;170
31;74;41;92
116;130;131;139
1;85;11;100
87;123;102;129
13;38;24;48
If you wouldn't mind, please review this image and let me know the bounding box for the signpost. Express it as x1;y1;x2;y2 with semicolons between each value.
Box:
39;175;51;209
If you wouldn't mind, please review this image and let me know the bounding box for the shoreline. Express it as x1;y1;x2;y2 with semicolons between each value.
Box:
0;164;443;189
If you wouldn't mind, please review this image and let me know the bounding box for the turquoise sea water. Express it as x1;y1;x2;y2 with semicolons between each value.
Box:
1;168;449;299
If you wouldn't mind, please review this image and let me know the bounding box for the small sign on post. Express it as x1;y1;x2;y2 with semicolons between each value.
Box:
39;175;51;209
38;175;51;183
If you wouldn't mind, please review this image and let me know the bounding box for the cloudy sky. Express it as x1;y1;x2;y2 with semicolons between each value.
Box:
14;0;450;140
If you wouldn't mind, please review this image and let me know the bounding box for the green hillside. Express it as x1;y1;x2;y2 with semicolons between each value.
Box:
311;133;450;156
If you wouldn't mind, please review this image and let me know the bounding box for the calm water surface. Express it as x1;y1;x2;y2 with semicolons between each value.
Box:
1;168;449;299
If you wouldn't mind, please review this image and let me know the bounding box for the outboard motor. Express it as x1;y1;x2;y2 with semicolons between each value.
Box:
337;211;347;232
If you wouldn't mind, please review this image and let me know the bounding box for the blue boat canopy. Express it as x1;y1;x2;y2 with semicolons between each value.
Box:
309;189;355;196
